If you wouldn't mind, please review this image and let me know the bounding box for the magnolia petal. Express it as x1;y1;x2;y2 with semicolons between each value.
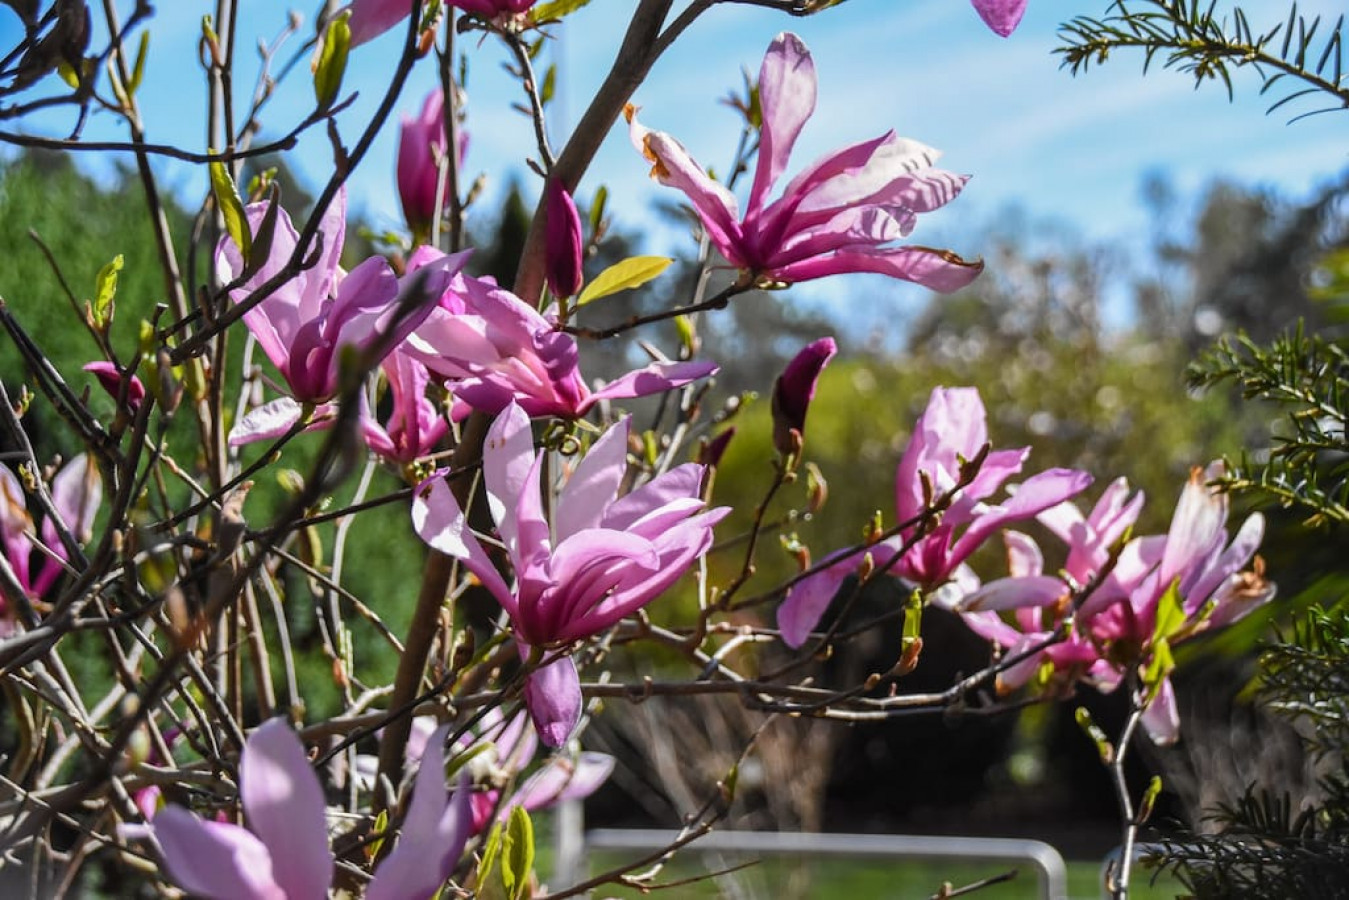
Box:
971;0;1029;37
748;33;817;220
1003;531;1043;579
777;549;861;648
585;360;720;411
948;468;1094;576
626;110;744;262
1183;511;1264;614
524;652;582;747
153;807;286;900
556;418;630;542
1142;677;1181;745
515;751;615;812
49;453;101;546
958;575;1066;612
227;398;336;447
602;464;706;531
483;403;537;553
239;719;333;900
770;245;984;292
411;472;515;613
343;0;413;46
368;727;473;900
1158;463;1228;593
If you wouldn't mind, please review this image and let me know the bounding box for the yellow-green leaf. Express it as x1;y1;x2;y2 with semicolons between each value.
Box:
93;254;124;327
127;30;150;96
209;154;251;262
1152;578;1185;643
314;12;351;110
540;63;556;106
1143;637;1175;700
501;805;535;900
531;0;595;21
576;255;672;307
57;60;81;88
588;185;608;234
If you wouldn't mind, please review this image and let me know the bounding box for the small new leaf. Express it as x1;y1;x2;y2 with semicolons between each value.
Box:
93;254;123;328
502;805;535;900
1152;578;1185;643
1075;707;1114;764
1138;775;1163;824
540;64;556;106
531;0;594;22
576;256;672;307
127;30;149;96
314;12;351;111
209;155;251;263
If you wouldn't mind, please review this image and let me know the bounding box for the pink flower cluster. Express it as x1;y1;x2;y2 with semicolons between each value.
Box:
776;386;1273;744
957;460;1274;743
219;190;714;457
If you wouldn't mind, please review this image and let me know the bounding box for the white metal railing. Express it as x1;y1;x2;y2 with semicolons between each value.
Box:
555;821;1070;899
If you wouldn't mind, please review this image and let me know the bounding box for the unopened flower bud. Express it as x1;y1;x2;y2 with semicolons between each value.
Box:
770;337;836;456
698;427;736;468
83;361;146;413
545;178;584;299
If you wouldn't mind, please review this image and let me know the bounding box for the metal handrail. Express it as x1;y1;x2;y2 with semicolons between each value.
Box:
567;827;1070;899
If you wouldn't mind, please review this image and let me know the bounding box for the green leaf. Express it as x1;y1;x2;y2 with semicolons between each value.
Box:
127;30;149;96
674;313;695;354
1143;637;1176;700
1139;775;1163;823
1074;707;1114;764
501;805;535;900
93;254;124;328
531;0;595;22
209;155;251;263
902;588;923;643
588;185;608;234
56;60;81;88
576;256;672;307
1152;577;1185;643
540;64;556;106
314;12;351;110
478;820;504;892
368;808;389;861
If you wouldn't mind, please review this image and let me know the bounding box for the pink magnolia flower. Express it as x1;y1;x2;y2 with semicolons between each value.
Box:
971;0;1029;37
776;387;1091;648
360;348;449;466
403;248;717;420
627;33;982;291
1083;463;1274;743
413;403;729;743
0;454;101;634
217;190;466;445
771;336;836;455
83;361;146;412
958;465;1274;745
151;719;471;900
545;178;584;299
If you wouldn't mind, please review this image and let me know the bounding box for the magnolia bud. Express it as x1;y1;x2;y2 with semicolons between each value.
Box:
770;337;836;456
545;178;584;298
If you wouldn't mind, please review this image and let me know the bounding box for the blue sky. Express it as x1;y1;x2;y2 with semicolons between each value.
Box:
3;1;1346;324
